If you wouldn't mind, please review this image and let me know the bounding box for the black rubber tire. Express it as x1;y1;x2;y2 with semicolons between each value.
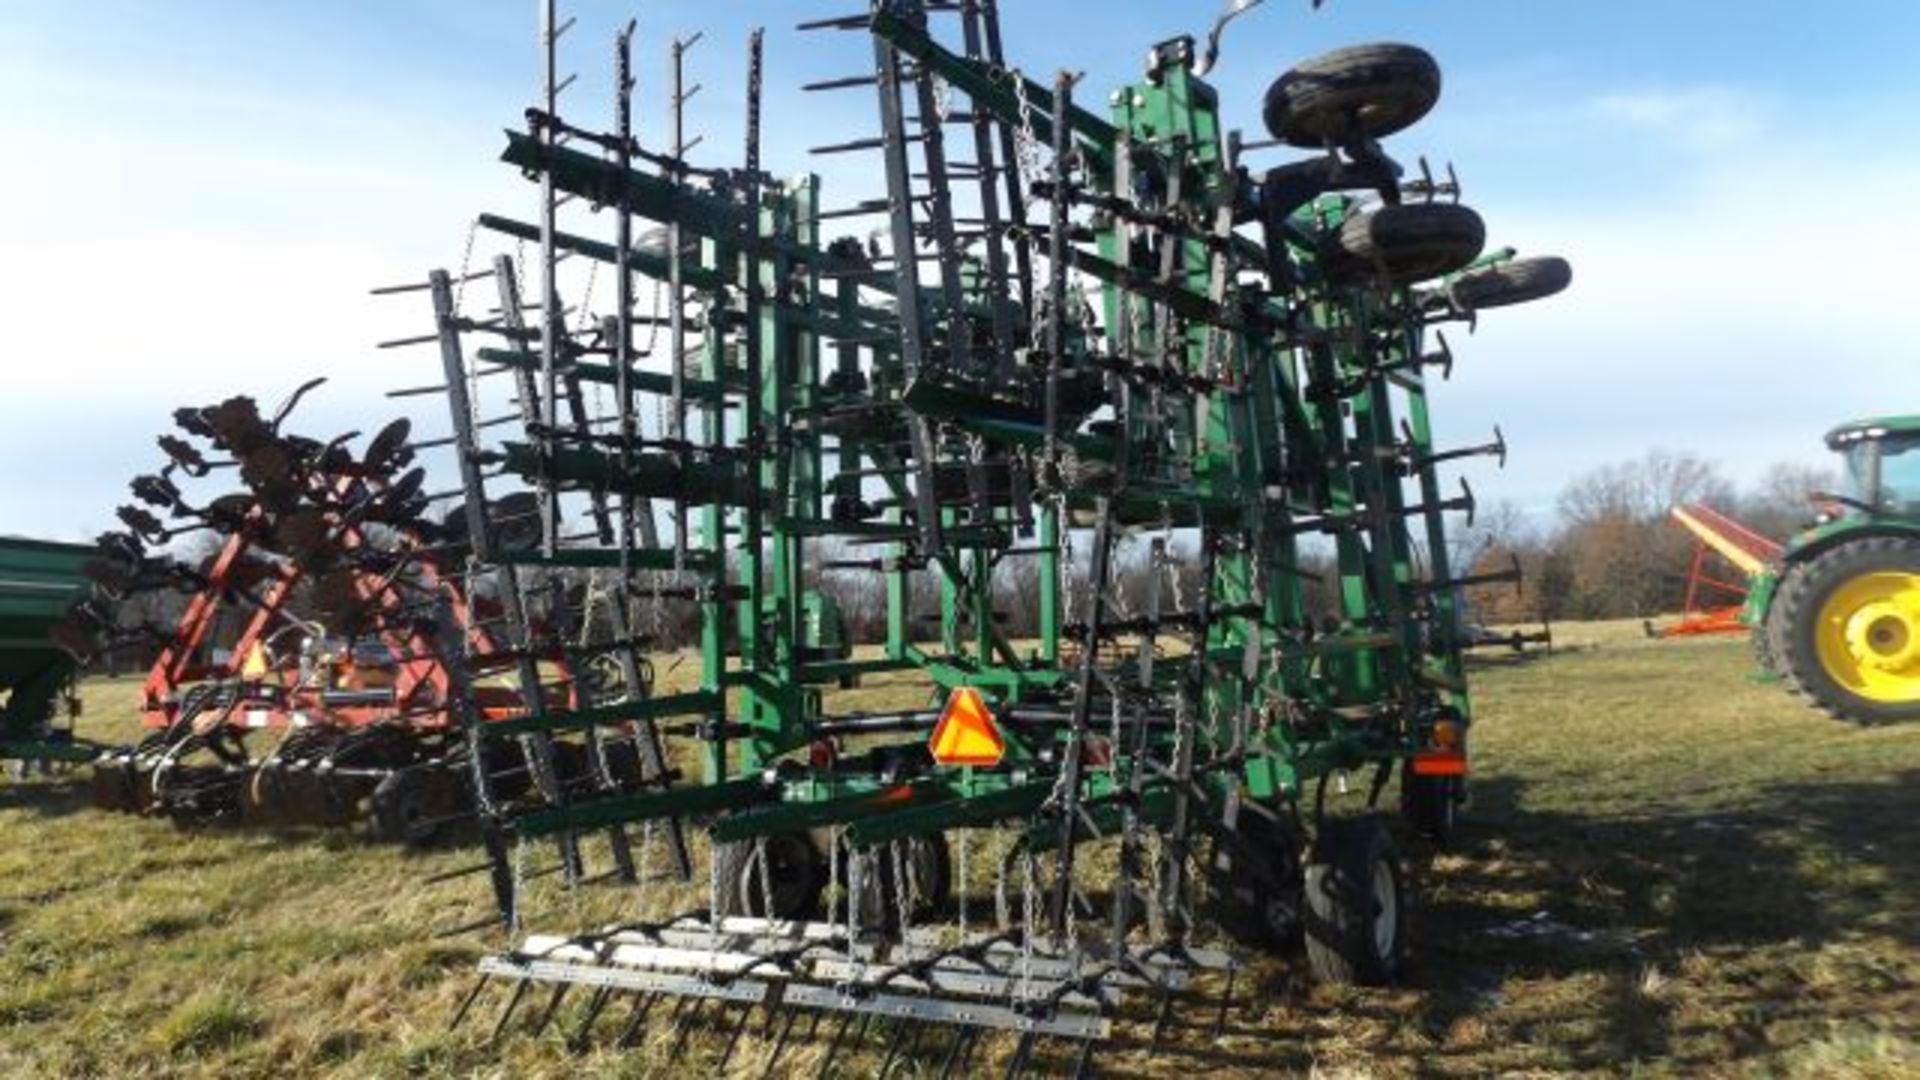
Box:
1447;256;1572;310
836;836;951;929
1401;769;1459;845
1323;202;1486;288
1774;537;1920;725
1263;43;1441;148
1204;811;1304;950
1303;818;1409;986
1762;564;1805;685
712;833;830;920
366;769;463;847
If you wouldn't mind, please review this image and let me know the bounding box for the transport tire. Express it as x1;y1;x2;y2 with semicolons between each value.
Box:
1304;818;1409;985
712;832;829;920
1446;256;1572;310
1775;537;1920;724
1401;769;1459;845
1263;44;1441;148
1322;202;1486;288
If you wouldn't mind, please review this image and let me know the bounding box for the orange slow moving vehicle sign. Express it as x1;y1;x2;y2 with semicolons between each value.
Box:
928;686;1006;767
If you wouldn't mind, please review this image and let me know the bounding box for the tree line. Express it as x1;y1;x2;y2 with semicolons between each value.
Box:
1460;451;1835;626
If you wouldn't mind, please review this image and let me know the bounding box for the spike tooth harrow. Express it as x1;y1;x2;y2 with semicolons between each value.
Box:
382;0;1575;1071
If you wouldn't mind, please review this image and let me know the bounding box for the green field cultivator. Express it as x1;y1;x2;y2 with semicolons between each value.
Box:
0;537;100;776
378;0;1571;1072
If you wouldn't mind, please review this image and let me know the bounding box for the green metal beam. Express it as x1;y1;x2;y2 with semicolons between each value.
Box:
516;775;772;838
483;689;723;739
844;780;1054;847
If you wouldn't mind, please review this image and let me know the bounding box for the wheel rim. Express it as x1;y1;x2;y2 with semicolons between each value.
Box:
1370;859;1398;959
1813;571;1920;702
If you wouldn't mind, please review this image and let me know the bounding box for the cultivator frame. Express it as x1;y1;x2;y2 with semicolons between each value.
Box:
384;0;1569;1071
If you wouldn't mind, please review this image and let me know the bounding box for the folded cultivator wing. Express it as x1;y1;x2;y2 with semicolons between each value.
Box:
364;0;1571;1073
71;385;624;843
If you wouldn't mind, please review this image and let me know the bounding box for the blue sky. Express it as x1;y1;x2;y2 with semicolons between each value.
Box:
3;1;1917;540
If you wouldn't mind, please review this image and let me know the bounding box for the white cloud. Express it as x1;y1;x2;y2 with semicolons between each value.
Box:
1591;86;1767;148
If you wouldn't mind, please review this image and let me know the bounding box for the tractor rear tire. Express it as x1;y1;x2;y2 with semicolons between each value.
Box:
1775;537;1920;724
1446;256;1572;310
712;832;829;920
1263;44;1441;148
1323;202;1486;288
1303;818;1409;985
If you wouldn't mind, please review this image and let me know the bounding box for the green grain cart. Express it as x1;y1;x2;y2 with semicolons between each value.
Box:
0;537;100;773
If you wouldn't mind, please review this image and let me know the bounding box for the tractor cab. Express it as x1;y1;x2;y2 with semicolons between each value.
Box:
1826;416;1920;516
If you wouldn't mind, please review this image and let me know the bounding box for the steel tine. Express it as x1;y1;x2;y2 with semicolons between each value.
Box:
1213;967;1237;1038
759;1008;802;1079
565;986;615;1052
614;992;660;1048
666;997;706;1060
821;1011;858;1071
716;1001;756;1071
447;973;490;1032
936;1025;974;1080
1003;1030;1038;1079
1070;1035;1098;1079
529;982;570;1037
487;979;532;1044
877;1017;913;1076
1148;982;1176;1049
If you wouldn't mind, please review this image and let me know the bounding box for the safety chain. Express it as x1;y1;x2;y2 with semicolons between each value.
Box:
1008;67;1045;204
755;835;775;920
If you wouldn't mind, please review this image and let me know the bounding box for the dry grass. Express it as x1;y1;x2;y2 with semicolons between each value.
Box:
0;621;1915;1077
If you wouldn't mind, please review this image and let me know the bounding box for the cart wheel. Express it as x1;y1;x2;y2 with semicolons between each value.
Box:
1446;256;1572;310
713;832;829;920
1401;769;1459;845
1775;537;1920;724
1263;43;1441;148
1322;202;1486;288
1204;811;1303;949
1304;818;1409;985
368;771;433;846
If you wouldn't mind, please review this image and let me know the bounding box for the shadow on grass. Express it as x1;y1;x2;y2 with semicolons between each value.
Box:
1390;769;1920;1073
1078;769;1919;1076
0;776;94;820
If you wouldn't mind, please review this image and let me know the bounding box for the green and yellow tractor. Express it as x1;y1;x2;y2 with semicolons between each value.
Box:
1747;416;1920;723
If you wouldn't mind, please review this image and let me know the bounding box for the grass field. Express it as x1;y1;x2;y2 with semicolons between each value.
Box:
0;621;1914;1078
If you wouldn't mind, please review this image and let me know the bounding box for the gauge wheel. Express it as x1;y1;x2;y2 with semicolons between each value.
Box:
1263;43;1441;148
1446;256;1573;310
1775;536;1920;724
1322;202;1486;288
1304;817;1410;985
712;832;829;920
1204;810;1305;949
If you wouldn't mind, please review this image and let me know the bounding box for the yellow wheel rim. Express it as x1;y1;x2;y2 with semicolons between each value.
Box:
1813;570;1920;703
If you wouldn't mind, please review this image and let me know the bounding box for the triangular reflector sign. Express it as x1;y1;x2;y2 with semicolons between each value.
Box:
929;686;1005;767
241;641;270;679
